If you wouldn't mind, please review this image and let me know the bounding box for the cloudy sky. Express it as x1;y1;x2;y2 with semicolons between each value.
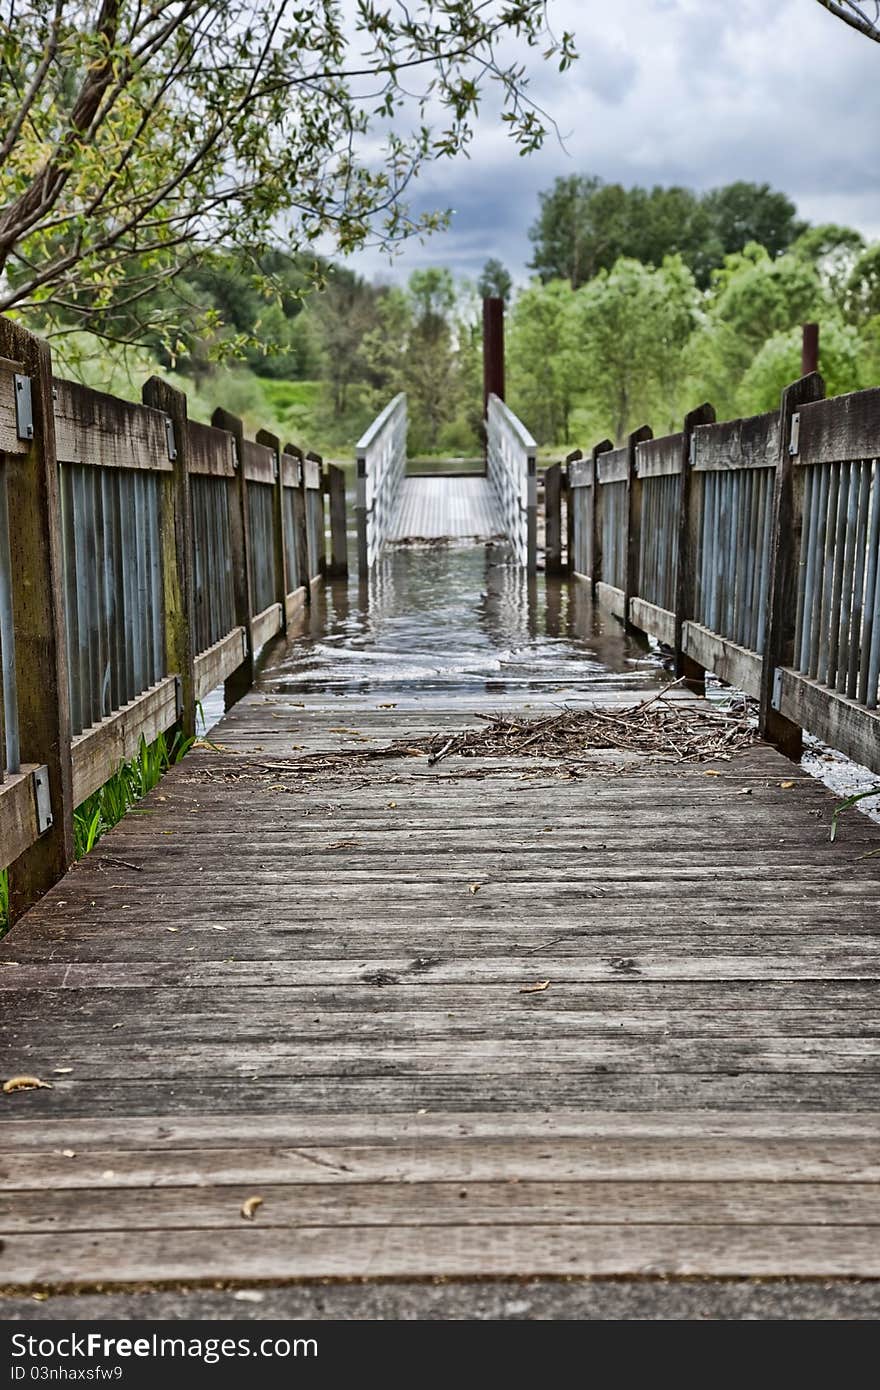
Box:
344;0;880;288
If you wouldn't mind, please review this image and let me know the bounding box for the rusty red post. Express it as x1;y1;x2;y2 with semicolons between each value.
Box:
482;297;505;416
801;323;819;377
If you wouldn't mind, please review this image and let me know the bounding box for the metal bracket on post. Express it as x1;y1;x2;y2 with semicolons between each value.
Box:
14;374;33;441
164;416;178;462
771;666;784;712
174;673;183;721
789;413;800;457
32;765;53;834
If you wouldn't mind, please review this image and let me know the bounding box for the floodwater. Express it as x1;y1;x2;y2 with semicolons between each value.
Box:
198;537;879;827
255;542;667;706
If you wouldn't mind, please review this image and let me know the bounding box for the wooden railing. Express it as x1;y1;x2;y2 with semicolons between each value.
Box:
486;393;537;574
0;316;347;919
356;393;407;574
562;375;880;776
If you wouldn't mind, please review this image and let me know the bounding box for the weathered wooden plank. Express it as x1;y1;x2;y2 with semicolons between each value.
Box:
6;1038;880;1082
251;602;282;649
625;424;651;618
285;587;307;624
794;388;880;467
241;440;275;484
629;596;675;646
4;1135;879;1189
595;581;625;619
194;628;247;702
303;454;322;491
70;677;179;806
3;1110;877;1150
777;668;880;777
326;464;348;577
1;954;879;989
759;373;825;755
53;378;171;471
13;1071;880;1118
682;621;763;696
596;449;628;484
280;453;299;489
3;1181;878;1235
256;428;288;621
142;377;196;741
0;360;28;456
0;766;44;872
636;432;684;479
8;998;880;1044
692;410;779;472
675;403;715;687
568;458;592;489
0;1134;873;1189
544;462;563;574
210;408;254;706
185;418;235;477
0;320;74;918
4;1222;880;1286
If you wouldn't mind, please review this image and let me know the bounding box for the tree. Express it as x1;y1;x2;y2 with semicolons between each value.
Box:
571;256;699;442
528;175;801;291
739;320;863;411
790;223;865;299
527;175;603;287
360;269;464;454
846;242;880;321
477;258;512;302
815;1;880;42
507;278;579;443
701;182;805;259
687;243;830;417
311;268;381;417
0;1;575;352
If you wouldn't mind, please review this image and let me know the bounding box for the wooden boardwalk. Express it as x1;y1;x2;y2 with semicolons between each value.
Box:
1;689;880;1297
387;475;503;542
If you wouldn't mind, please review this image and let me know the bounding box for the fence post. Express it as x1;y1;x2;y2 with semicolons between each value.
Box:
675;402;716;688
759;372;825;757
211;408;253;707
326;463;348;577
482;297;505;418
285;441;311;598
143;377;196;740
591;440;613;588
256;429;288;618
544;462;564;575
306;451;327;578
564;449;582;575
0;318;74;919
625;424;652;624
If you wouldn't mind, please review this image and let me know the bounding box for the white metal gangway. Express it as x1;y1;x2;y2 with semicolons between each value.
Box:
355;391;537;575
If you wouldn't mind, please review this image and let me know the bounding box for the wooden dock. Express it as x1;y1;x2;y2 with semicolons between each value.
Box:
2;688;880;1302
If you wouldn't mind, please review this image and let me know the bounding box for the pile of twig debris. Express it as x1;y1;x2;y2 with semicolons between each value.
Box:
418;690;755;766
245;684;756;780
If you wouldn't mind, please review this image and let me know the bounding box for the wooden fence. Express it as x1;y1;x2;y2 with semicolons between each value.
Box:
0;317;347;920
558;374;880;777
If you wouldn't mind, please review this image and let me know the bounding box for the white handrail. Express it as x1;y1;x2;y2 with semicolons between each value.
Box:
356;393;407;573
486;393;537;573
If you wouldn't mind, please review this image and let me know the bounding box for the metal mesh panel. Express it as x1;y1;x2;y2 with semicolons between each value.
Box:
60;463;164;737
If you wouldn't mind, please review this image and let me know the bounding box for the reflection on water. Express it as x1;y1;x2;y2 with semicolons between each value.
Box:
256;542;667;704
